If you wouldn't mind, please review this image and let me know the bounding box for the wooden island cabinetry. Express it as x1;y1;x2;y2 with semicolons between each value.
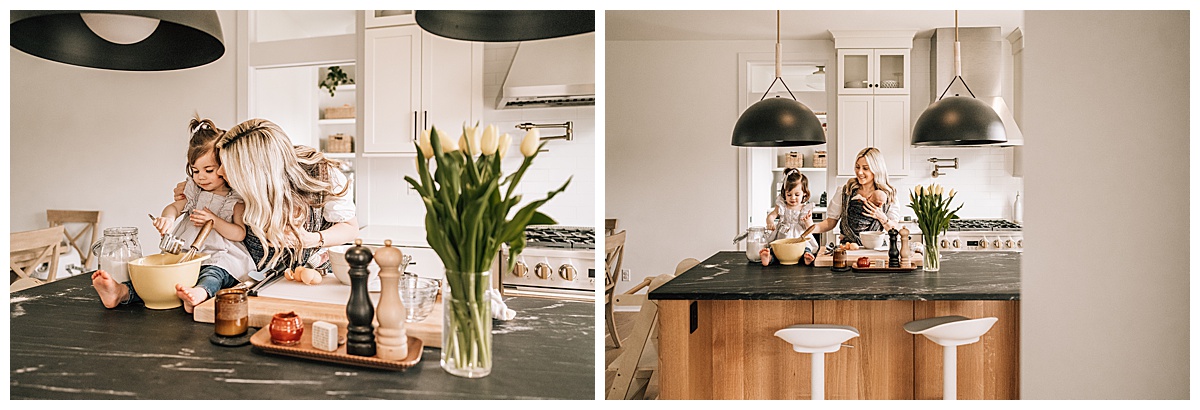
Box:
652;252;1021;400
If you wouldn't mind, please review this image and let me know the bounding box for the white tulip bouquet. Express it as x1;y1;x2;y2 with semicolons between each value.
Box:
405;123;569;377
907;183;962;272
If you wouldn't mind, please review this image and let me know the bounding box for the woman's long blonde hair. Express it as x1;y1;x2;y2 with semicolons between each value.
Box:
216;119;346;269
842;147;896;204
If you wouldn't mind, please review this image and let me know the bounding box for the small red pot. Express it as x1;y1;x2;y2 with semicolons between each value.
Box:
269;311;304;346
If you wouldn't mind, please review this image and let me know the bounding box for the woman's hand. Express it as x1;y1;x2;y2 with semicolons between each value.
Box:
863;200;887;223
190;207;216;226
173;180;187;201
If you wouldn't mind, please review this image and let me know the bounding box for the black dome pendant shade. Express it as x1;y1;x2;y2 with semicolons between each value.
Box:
415;10;594;42
911;95;1006;145
732;96;826;147
911;11;1006;146
11;10;224;71
731;11;826;147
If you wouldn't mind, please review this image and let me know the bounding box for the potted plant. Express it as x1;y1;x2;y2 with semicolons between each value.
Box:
318;66;354;97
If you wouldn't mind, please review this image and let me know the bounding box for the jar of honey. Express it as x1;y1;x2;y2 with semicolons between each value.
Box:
832;247;848;270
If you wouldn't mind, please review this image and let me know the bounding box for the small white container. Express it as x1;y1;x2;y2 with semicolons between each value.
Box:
311;321;339;352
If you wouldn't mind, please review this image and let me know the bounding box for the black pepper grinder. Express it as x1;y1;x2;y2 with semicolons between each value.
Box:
344;239;377;357
887;228;901;268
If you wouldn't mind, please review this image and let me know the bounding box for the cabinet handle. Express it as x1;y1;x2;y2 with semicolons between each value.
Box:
413;111;418;142
423;110;427;131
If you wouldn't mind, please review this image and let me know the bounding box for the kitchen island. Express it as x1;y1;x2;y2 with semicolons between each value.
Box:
9;274;594;400
649;251;1020;400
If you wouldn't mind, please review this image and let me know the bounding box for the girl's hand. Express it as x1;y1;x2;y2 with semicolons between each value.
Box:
153;217;171;235
190;207;216;226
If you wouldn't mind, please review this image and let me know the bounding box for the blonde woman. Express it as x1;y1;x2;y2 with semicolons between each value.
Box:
214;119;358;272
805;147;900;246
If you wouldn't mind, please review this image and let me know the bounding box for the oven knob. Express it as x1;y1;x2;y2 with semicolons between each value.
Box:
534;263;552;280
512;261;529;278
1017;239;1023;248
979;239;988;249
940;239;949;249
993;239;1002;249
951;239;961;249
1005;239;1015;249
559;264;577;281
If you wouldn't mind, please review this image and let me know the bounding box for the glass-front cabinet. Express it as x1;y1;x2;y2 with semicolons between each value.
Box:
837;48;910;95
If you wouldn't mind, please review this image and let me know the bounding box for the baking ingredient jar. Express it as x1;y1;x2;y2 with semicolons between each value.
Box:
91;227;142;283
214;288;249;337
743;227;767;262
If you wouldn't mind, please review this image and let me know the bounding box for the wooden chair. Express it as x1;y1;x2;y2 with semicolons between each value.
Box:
11;226;65;292
605;218;618;236
47;210;101;270
604;230;627;348
606;257;698;400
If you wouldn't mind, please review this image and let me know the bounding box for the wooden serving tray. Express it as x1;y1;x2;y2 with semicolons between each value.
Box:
850;262;920;273
250;323;423;371
194;294;443;348
815;248;922;268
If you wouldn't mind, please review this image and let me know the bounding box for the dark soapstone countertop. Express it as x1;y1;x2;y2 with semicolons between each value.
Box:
649;251;1020;301
9;274;594;400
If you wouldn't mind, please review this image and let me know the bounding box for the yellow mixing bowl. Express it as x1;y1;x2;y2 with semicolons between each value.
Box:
770;238;810;265
128;253;211;310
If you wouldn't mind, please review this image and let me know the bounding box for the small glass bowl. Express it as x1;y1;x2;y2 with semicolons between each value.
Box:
399;274;440;323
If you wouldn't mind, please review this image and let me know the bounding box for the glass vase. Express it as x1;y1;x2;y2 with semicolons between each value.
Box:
922;234;941;272
440;269;492;378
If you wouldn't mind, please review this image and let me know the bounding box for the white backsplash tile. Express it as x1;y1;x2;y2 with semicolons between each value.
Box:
889;147;1023;220
480;44;595;228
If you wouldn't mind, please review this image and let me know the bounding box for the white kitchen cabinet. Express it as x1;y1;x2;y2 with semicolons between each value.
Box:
837;95;910;176
837;48;910;95
362;24;482;154
365;10;415;28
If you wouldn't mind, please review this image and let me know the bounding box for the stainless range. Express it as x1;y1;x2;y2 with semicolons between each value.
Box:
933;218;1023;252
499;226;596;301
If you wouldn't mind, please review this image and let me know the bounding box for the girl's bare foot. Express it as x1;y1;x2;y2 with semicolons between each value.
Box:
803;251;816;265
174;284;208;313
91;270;129;308
759;248;772;266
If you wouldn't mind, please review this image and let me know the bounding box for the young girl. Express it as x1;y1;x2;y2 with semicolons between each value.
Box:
92;116;256;312
759;169;818;266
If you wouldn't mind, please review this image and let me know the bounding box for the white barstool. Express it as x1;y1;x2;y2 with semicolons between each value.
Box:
774;324;860;400
904;315;998;400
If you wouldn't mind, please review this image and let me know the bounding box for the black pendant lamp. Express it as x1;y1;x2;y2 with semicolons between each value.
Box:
911;11;1006;146
732;11;825;147
415;10;594;42
11;10;224;71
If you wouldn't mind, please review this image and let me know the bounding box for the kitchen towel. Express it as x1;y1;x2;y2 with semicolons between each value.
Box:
485;289;517;321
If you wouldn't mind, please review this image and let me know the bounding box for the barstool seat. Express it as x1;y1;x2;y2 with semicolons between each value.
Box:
905;315;998;400
775;324;860;400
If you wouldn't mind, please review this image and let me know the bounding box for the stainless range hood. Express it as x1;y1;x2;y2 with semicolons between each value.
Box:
929;27;1024;146
497;33;595;109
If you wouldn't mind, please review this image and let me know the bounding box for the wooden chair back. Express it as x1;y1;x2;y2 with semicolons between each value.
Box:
604;230;627;293
46;210;101;269
10;226;65;289
605;218;618;236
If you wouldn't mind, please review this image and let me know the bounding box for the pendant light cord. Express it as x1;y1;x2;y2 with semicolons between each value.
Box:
760;10;797;102
937;10;977;100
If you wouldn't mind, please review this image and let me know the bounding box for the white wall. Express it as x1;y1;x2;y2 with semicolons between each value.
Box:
482;43;596;227
8;11;239;252
606;40;829;293
1021;10;1188;399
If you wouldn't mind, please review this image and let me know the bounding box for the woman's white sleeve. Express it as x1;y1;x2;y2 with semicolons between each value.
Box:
323;169;357;223
825;190;843;221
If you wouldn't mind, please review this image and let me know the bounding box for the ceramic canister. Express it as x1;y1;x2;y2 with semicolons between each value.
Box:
269;311;304;346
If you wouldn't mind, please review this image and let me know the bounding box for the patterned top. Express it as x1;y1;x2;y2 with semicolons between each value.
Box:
768;196;817;251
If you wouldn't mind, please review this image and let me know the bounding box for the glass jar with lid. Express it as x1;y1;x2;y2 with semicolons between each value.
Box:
91;227;143;283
